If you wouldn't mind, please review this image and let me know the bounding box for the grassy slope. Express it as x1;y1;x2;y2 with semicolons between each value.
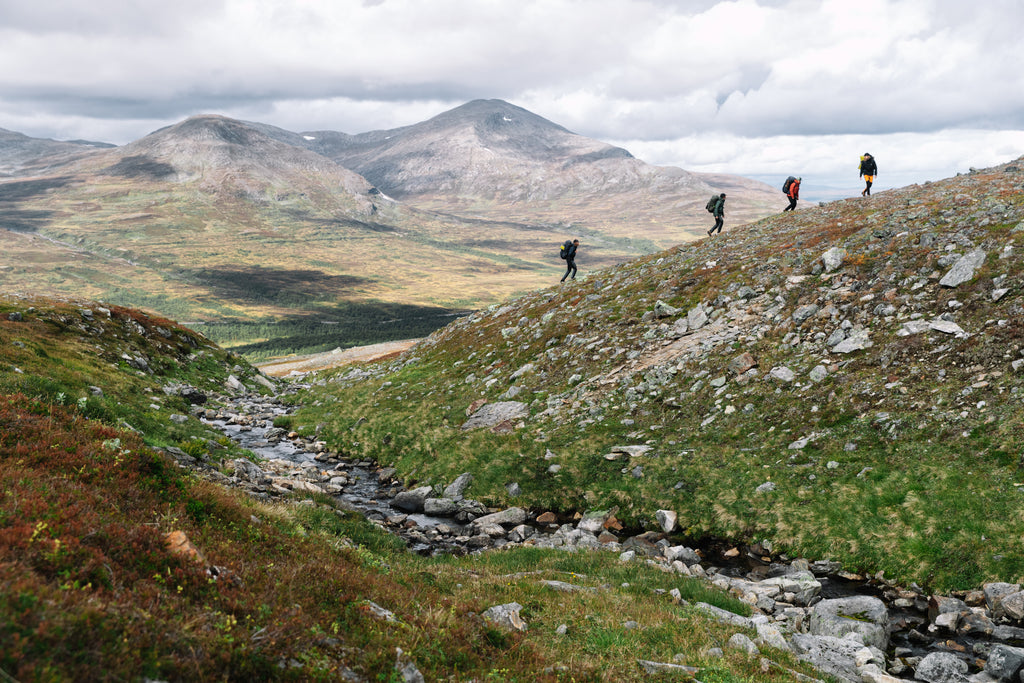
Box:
290;158;1024;592
0;294;816;682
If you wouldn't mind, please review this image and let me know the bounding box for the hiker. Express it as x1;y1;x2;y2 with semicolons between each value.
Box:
560;239;579;282
706;193;726;236
783;176;801;212
860;153;877;196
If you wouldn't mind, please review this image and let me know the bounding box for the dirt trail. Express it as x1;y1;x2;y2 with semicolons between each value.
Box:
256;339;420;377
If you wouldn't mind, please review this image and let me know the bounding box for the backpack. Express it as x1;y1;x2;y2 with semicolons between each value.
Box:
782;176;797;193
705;195;719;213
559;240;573;259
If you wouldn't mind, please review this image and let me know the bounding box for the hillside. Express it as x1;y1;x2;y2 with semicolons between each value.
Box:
290;156;1024;592
303;99;780;242
1;293;828;682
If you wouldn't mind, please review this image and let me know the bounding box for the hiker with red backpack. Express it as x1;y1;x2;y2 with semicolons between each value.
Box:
783;176;801;212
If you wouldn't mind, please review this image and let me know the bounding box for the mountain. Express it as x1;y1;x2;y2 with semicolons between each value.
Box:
0;127;113;177
300;99;779;241
288;156;1024;593
0;104;781;356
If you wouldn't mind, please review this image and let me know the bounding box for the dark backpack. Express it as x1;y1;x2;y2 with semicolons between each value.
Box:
782;176;797;193
705;195;719;213
560;240;573;259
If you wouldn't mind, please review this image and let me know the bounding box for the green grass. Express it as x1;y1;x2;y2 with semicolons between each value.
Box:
0;293;817;681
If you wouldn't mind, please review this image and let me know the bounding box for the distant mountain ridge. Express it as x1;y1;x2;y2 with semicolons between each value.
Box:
0;100;781;354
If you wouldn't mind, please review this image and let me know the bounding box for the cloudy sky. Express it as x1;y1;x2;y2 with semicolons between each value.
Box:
2;0;1023;199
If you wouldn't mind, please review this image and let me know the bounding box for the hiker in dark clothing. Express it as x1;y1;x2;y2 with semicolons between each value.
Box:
707;193;726;236
783;177;800;212
860;153;877;196
560;239;579;282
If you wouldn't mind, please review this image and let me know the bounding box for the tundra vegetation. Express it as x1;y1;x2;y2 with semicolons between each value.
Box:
0;296;814;681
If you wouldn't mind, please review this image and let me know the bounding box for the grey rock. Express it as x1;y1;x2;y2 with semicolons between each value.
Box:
760;570;822;605
654;300;680;318
810;596;889;650
999;591;1024;620
770;366;795;383
809;365;829;382
482;602;528;632
984;582;1022;616
392;486;434;512
929;319;966;336
694;602;754;629
442;472;474;499
664;545;701;566
914;651;969;682
423;498;459;516
637;660;699;676
822;247;847;272
833;328;872;353
687;303;709;331
655;509;678;533
939;248;987;288
756;481;777;494
826;328;848;347
984;644;1024;681
790;633;873;683
394;647;425;683
727;633;760;655
471;507;528;528
793;304;820;324
461;401;529;430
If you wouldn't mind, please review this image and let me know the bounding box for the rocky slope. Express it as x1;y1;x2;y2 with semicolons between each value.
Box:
292;156;1024;593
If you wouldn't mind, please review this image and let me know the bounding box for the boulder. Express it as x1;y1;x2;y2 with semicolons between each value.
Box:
461;401;528;430
984;644;1024;681
655;509;678;533
482;602;528;632
790;633;879;683
939;248;986;288
443;472;474;499
913;651;968;682
822;247;847;272
809;596;889;650
392;486;434;512
471;507;528;529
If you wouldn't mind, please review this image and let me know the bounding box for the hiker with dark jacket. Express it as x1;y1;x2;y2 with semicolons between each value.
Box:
860;153;877;196
783;177;801;212
707;193;726;236
560;239;579;282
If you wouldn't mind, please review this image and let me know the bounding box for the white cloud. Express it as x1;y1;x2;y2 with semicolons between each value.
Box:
0;0;1022;189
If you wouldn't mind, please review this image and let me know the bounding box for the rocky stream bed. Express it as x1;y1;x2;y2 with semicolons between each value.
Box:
159;383;1024;683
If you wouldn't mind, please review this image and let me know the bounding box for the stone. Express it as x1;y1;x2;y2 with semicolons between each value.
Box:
755;481;777;493
442;472;474;499
471;507;528;528
482;603;528;632
790;633;873;683
793;304;820;324
983;644;1024;681
939;248;987;288
928;595;970;624
809;365;829;382
664;545;701;566
694;602;754;629
822;247;847;272
832;328;872;353
655;509;678;533
770;366;795;383
394;647;425;683
687;304;709;331
984;582;1021;616
461;401;529;430
423;498;459;516
760;571;822;605
729;352;758;374
637;660;699;676
392;486;434;512
654;300;680;318
913;651;969;682
999;591;1024;620
929;319;966;336
809;596;889;650
727;633;760;655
